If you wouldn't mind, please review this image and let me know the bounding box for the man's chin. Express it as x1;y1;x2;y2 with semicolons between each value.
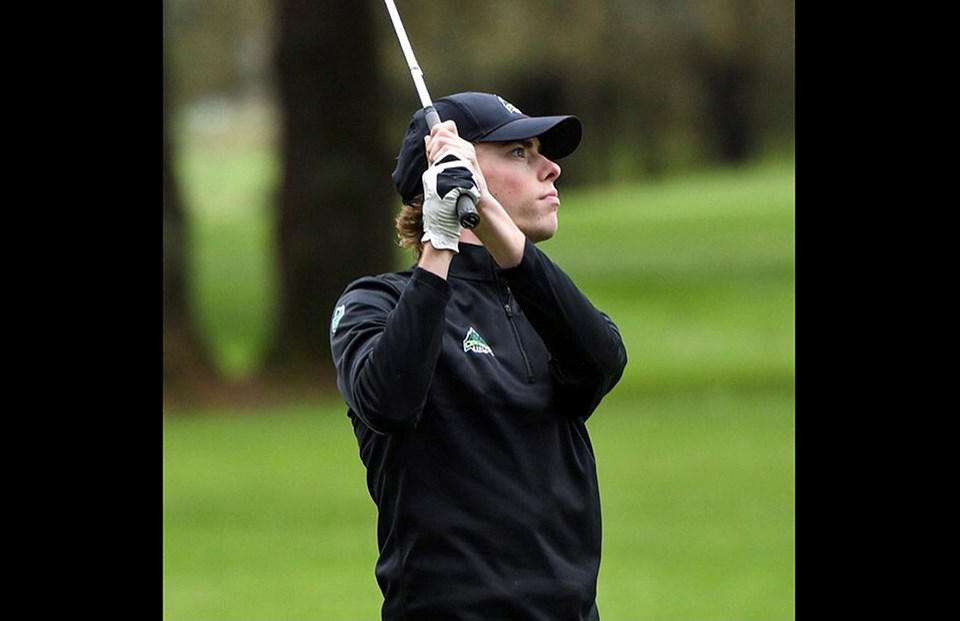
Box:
525;223;559;244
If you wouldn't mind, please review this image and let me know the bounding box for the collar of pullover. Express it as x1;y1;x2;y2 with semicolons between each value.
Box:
448;242;500;282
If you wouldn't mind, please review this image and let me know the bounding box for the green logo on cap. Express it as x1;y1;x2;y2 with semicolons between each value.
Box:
497;96;523;115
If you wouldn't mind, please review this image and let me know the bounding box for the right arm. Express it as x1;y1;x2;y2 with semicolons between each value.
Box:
330;247;454;433
330;253;452;434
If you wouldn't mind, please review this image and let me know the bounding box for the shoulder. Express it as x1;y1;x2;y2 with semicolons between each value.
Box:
342;267;414;295
334;268;413;311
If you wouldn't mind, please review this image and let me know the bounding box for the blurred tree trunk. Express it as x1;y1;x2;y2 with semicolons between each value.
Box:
692;0;761;164
267;0;395;383
163;53;220;403
695;53;756;163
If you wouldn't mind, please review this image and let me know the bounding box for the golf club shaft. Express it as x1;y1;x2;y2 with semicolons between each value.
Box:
382;0;480;229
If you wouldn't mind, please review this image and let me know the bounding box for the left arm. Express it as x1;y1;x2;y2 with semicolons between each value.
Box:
501;239;627;416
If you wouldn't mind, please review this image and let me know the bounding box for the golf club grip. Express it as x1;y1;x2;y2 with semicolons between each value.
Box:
424;106;441;129
424;105;481;229
457;194;480;229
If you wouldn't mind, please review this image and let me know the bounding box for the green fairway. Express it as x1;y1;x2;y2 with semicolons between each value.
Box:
164;389;793;619
165;151;795;619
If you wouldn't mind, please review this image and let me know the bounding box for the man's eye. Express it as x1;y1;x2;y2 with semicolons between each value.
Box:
511;147;526;158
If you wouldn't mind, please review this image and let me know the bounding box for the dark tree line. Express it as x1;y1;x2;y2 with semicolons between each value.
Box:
163;0;793;404
164;0;394;404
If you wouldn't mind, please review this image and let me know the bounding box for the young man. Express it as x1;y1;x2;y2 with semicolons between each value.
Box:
330;92;627;620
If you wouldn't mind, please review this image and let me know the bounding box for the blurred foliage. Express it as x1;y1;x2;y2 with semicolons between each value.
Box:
164;0;794;183
162;0;794;392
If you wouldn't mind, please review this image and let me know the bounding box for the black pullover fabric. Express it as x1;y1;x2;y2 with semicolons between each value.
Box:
330;240;627;620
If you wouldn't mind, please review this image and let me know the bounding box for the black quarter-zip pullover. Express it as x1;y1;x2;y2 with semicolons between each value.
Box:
330;240;627;620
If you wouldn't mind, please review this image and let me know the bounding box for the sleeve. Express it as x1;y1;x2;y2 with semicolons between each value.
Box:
499;239;628;418
329;268;452;434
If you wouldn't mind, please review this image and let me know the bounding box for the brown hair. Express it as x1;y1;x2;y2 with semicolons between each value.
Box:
395;195;425;259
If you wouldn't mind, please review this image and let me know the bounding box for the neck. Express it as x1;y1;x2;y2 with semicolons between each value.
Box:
459;229;483;246
457;226;525;269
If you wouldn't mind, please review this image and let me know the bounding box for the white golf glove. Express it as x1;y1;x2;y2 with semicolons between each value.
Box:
420;153;481;253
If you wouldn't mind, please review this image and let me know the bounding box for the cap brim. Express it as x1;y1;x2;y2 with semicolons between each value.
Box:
479;115;582;160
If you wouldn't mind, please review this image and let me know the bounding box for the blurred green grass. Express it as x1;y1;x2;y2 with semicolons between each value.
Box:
543;159;795;394
165;147;795;620
176;145;280;380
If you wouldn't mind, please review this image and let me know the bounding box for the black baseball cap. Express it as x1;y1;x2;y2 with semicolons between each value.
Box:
391;92;582;204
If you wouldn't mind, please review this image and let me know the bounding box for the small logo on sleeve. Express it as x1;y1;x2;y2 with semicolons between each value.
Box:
331;305;345;335
462;327;494;356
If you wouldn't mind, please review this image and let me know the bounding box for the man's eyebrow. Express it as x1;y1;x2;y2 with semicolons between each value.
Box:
503;138;536;149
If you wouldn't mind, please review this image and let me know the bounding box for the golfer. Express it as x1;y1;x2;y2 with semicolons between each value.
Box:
330;92;627;620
